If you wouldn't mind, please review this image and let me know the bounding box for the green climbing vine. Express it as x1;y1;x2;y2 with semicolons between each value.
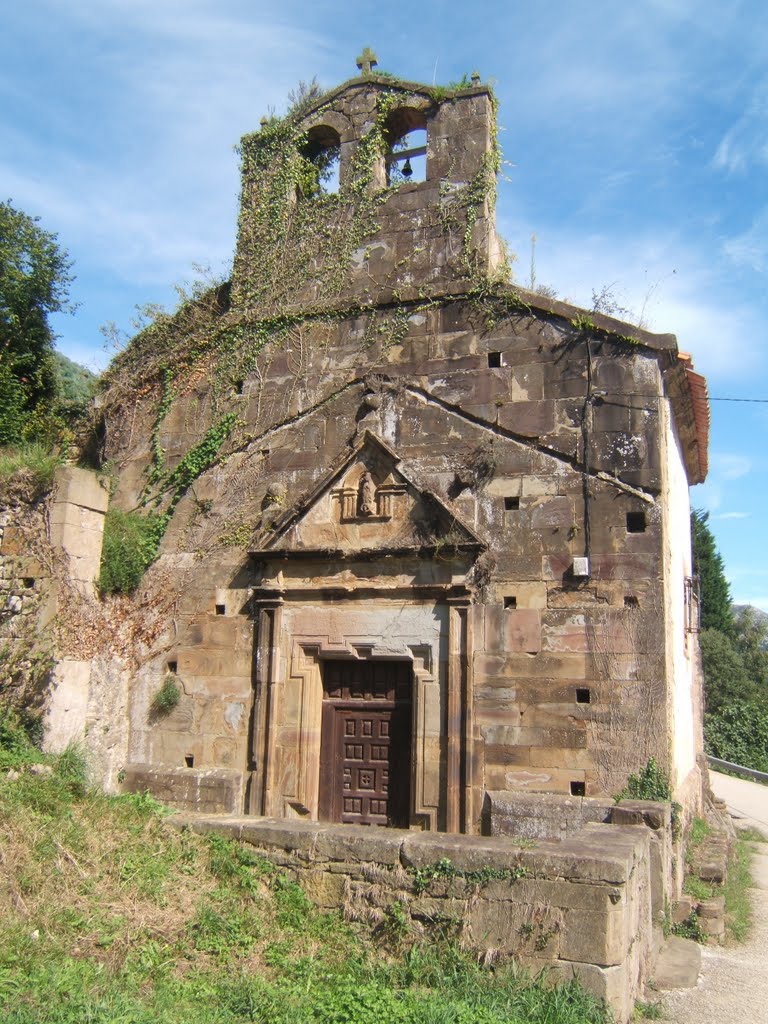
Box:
151;412;238;516
149;366;176;484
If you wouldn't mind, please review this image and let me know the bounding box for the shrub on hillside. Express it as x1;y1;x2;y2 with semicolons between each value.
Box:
98;508;166;594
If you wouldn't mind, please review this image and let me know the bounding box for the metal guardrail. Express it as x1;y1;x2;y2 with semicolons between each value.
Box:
707;754;768;784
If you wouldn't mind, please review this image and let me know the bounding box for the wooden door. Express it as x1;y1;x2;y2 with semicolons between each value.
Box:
319;660;411;827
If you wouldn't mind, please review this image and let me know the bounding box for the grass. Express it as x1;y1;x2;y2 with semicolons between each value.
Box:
723;831;758;942
679;817;762;944
0;711;610;1024
633;1000;663;1019
98;507;166;594
0;442;63;500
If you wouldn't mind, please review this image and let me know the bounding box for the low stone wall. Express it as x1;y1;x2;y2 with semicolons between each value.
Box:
123;764;243;813
172;814;661;1022
486;790;675;916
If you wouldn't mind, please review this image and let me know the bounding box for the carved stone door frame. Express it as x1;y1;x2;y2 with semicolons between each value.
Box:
247;590;476;832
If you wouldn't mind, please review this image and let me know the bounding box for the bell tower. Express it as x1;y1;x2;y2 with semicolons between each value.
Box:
232;53;504;313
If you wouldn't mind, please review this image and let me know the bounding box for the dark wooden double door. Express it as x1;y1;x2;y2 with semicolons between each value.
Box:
319;660;411;827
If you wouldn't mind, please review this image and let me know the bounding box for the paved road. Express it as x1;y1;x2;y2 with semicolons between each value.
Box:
710;769;768;838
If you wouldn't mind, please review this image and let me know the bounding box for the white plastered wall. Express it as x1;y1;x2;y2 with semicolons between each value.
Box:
659;396;701;794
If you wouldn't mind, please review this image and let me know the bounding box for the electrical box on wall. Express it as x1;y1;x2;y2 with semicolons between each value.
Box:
572;557;590;577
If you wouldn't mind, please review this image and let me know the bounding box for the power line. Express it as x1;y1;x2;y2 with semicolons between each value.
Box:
710;397;768;403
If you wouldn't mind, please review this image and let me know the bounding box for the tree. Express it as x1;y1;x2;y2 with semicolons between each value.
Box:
733;606;768;691
0;200;74;443
691;509;734;635
699;628;755;714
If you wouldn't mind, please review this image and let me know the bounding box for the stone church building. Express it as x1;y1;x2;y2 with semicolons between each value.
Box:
57;55;710;834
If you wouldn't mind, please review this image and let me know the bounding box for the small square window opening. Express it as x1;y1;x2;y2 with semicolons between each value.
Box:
168;660;178;673
626;511;646;533
624;595;639;608
570;781;586;797
184;754;195;768
488;351;502;368
504;596;517;609
576;688;591;704
215;604;226;616
504;496;520;511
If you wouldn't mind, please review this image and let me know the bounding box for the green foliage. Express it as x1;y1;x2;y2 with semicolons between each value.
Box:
571;313;597;333
410;856;528;895
704;699;768;772
155;413;237;510
723;830;755;942
692;509;734;635
700;628;756;714
671;909;705;942
0;200;75;443
151;675;181;715
620;757;672;802
98;508;167;594
52;351;97;408
687;816;712;847
683;876;715;901
54;743;90;797
633;999;663;1019
733;605;768;689
0;442;63;498
0;360;29;445
692;512;768;770
0;707;43;769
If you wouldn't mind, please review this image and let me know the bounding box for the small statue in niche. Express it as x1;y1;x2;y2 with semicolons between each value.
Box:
358;471;377;517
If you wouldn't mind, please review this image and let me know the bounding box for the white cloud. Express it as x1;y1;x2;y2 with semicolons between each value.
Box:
710;453;751;480
712;76;768;175
495;217;765;382
714;511;749;520
723;207;768;272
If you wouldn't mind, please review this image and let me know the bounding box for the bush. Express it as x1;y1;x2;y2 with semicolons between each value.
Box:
621;757;672;802
0;707;42;769
152;675;181;714
98;508;167;594
705;698;768;773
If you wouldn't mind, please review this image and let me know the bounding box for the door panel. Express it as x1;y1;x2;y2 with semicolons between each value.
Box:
320;661;411;827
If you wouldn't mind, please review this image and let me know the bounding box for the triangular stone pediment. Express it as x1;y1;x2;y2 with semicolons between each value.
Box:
251;432;484;560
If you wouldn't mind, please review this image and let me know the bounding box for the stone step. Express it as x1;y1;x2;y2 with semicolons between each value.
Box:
652;936;701;990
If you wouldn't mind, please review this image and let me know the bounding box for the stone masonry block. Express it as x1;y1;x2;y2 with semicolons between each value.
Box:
51;466;109;513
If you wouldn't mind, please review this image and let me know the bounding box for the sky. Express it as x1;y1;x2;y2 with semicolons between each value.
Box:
2;0;767;607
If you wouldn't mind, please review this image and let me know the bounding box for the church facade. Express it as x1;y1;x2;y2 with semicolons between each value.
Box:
93;55;708;832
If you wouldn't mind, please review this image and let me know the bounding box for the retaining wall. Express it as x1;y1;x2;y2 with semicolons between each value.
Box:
172;814;664;1022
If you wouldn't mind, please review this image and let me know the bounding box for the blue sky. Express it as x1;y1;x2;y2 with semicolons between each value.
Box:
3;1;767;607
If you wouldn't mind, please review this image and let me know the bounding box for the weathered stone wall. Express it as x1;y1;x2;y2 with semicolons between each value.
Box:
0;490;51;716
123;763;242;813
172;814;662;1024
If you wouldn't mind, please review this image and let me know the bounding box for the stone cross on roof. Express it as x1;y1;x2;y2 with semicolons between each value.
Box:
356;47;378;75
